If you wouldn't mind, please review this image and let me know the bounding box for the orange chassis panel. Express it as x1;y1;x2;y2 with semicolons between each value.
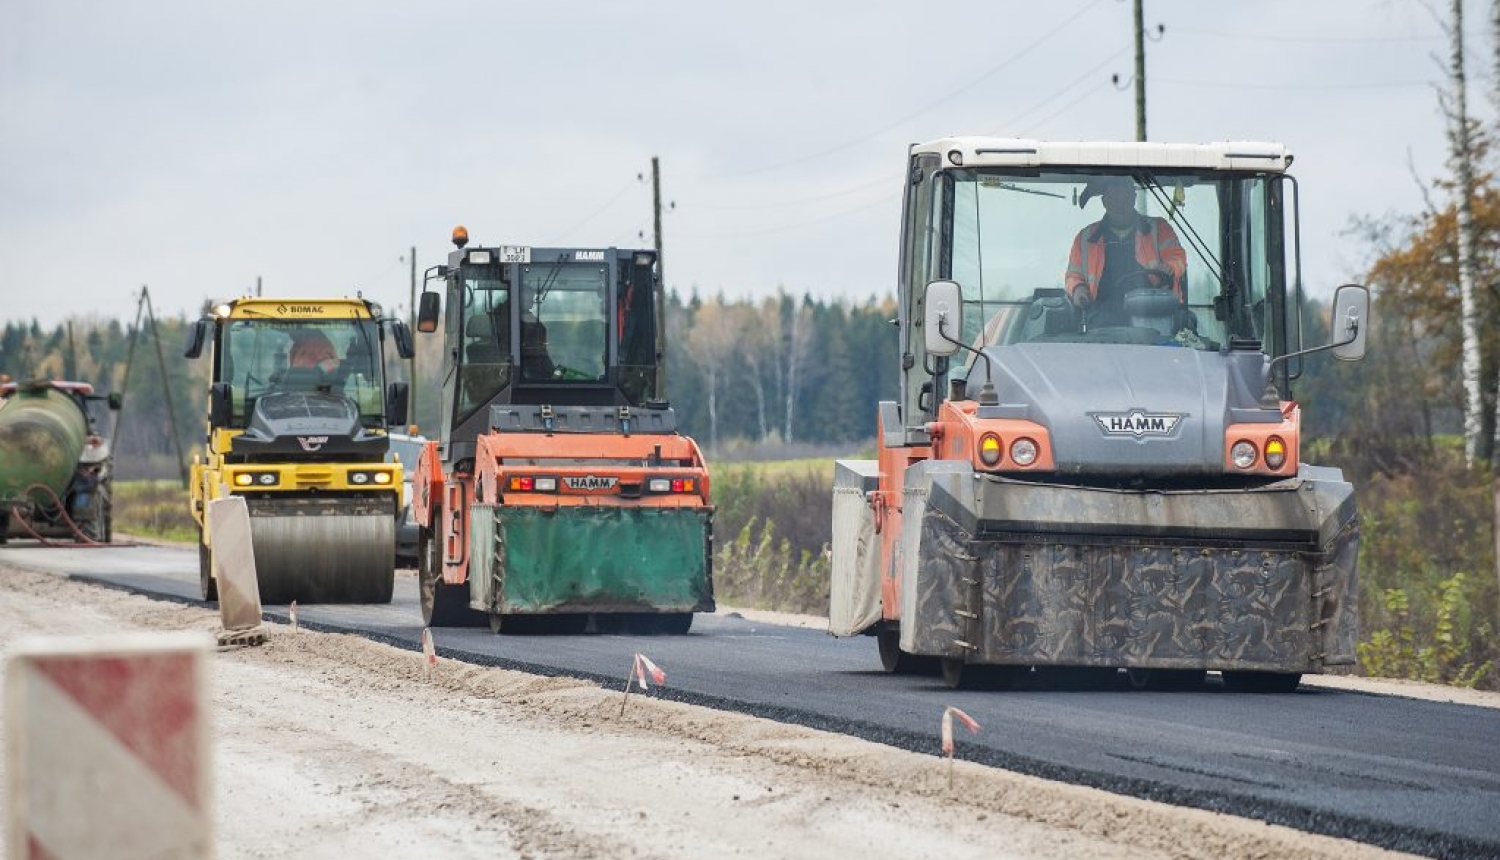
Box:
415;432;711;586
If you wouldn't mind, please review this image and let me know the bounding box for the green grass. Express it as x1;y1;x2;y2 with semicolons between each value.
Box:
709;458;836;482
112;480;197;543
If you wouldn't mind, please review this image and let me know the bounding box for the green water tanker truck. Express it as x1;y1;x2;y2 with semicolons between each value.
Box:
0;379;120;543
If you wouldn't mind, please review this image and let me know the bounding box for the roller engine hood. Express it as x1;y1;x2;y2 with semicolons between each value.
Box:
968;342;1280;478
230;392;389;458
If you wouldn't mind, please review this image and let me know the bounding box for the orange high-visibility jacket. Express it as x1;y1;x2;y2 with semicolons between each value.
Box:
1065;216;1187;303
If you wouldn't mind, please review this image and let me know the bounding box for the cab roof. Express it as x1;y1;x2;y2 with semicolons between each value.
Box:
215;297;380;321
910;137;1291;173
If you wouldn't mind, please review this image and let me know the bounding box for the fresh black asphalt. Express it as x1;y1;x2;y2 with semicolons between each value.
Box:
4;543;1497;860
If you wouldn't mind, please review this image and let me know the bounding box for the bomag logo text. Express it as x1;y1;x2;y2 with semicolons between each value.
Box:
277;304;326;315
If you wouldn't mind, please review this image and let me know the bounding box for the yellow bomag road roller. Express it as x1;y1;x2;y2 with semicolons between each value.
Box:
185;297;415;604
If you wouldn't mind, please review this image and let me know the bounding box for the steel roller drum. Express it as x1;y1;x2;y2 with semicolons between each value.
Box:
247;509;395;604
0;385;87;507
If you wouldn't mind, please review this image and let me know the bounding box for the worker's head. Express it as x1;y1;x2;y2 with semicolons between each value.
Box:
1081;177;1139;224
288;329;337;368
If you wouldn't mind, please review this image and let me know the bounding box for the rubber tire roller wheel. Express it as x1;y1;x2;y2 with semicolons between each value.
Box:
1221;670;1303;694
1126;668;1208;691
418;527;487;627
198;532;218;603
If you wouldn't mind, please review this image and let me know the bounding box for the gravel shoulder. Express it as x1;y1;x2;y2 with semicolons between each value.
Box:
1;564;1418;859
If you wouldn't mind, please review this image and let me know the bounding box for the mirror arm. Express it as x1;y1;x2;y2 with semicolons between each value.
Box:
935;315;1000;406
1260;321;1360;407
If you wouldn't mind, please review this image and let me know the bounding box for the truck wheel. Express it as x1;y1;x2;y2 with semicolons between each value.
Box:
198;531;218;603
878;625;914;673
941;657;967;689
1222;671;1302;693
654;612;693;635
1127;668;1207;691
419;527;486;627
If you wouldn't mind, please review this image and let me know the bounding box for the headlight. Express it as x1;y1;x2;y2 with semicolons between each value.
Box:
1010;438;1038;466
1230;440;1258;469
1264;437;1287;470
373;472;392;485
351;472;370;485
534;477;557;492
234;473;254;487
648;478;671;493
257;472;278;486
978;433;1002;467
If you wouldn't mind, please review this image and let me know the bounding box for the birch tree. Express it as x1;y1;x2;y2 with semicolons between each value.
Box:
782;297;815;444
1445;0;1486;466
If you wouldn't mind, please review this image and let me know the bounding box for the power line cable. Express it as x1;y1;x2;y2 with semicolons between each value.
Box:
989;44;1131;133
705;0;1107;179
1021;80;1112;135
1170;25;1441;44
682;44;1131;222
684;176;889;211
552;178;639;243
678;189;895;240
1156;76;1432;91
682;44;1133;237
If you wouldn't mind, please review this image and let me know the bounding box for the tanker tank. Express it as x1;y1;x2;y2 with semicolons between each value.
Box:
0;379;116;542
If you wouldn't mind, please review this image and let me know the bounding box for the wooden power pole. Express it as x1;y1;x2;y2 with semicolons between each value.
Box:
651;156;667;396
408;245;417;429
1134;0;1147;141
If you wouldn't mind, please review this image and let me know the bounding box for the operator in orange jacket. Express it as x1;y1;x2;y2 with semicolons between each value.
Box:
1064;177;1187;327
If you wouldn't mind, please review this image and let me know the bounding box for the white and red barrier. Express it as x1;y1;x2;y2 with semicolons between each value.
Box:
5;632;213;859
206;497;265;645
421;628;437;675
618;652;666;715
941;705;981;790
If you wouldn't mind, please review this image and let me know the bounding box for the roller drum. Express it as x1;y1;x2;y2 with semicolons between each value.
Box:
245;501;395;604
0;386;88;508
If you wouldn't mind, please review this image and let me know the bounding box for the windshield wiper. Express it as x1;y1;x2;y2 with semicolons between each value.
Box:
1135;168;1225;291
989;181;1067;200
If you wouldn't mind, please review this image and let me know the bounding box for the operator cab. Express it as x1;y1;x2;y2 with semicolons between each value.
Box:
417;229;663;463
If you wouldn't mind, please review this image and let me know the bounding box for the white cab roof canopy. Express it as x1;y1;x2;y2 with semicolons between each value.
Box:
912;137;1292;173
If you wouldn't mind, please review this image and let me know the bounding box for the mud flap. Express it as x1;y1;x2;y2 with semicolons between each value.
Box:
829;460;881;637
473;504;714;615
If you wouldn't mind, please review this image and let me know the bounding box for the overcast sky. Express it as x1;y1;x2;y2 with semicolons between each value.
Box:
0;0;1484;328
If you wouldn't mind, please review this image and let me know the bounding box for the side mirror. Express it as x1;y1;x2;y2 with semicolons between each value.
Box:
391;320;415;359
107;392;123;411
922;280;963;358
385;382;410;427
416;292;441;333
1329;283;1369;361
184;319;209;359
209;383;232;427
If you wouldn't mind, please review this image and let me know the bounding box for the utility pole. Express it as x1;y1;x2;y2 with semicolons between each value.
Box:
408;245;417;429
64;321;77;381
651;156;667;396
256;276;262;298
1133;0;1146;141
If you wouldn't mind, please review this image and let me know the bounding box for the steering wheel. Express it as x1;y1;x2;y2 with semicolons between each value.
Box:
1113;268;1172;292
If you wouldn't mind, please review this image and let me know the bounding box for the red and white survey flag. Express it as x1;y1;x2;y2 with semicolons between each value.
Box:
941;706;981;757
289;600;298;632
421;628;436;670
633;653;666;690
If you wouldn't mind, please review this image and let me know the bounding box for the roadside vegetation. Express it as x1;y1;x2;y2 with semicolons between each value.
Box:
112;480;196;543
709;461;833;616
